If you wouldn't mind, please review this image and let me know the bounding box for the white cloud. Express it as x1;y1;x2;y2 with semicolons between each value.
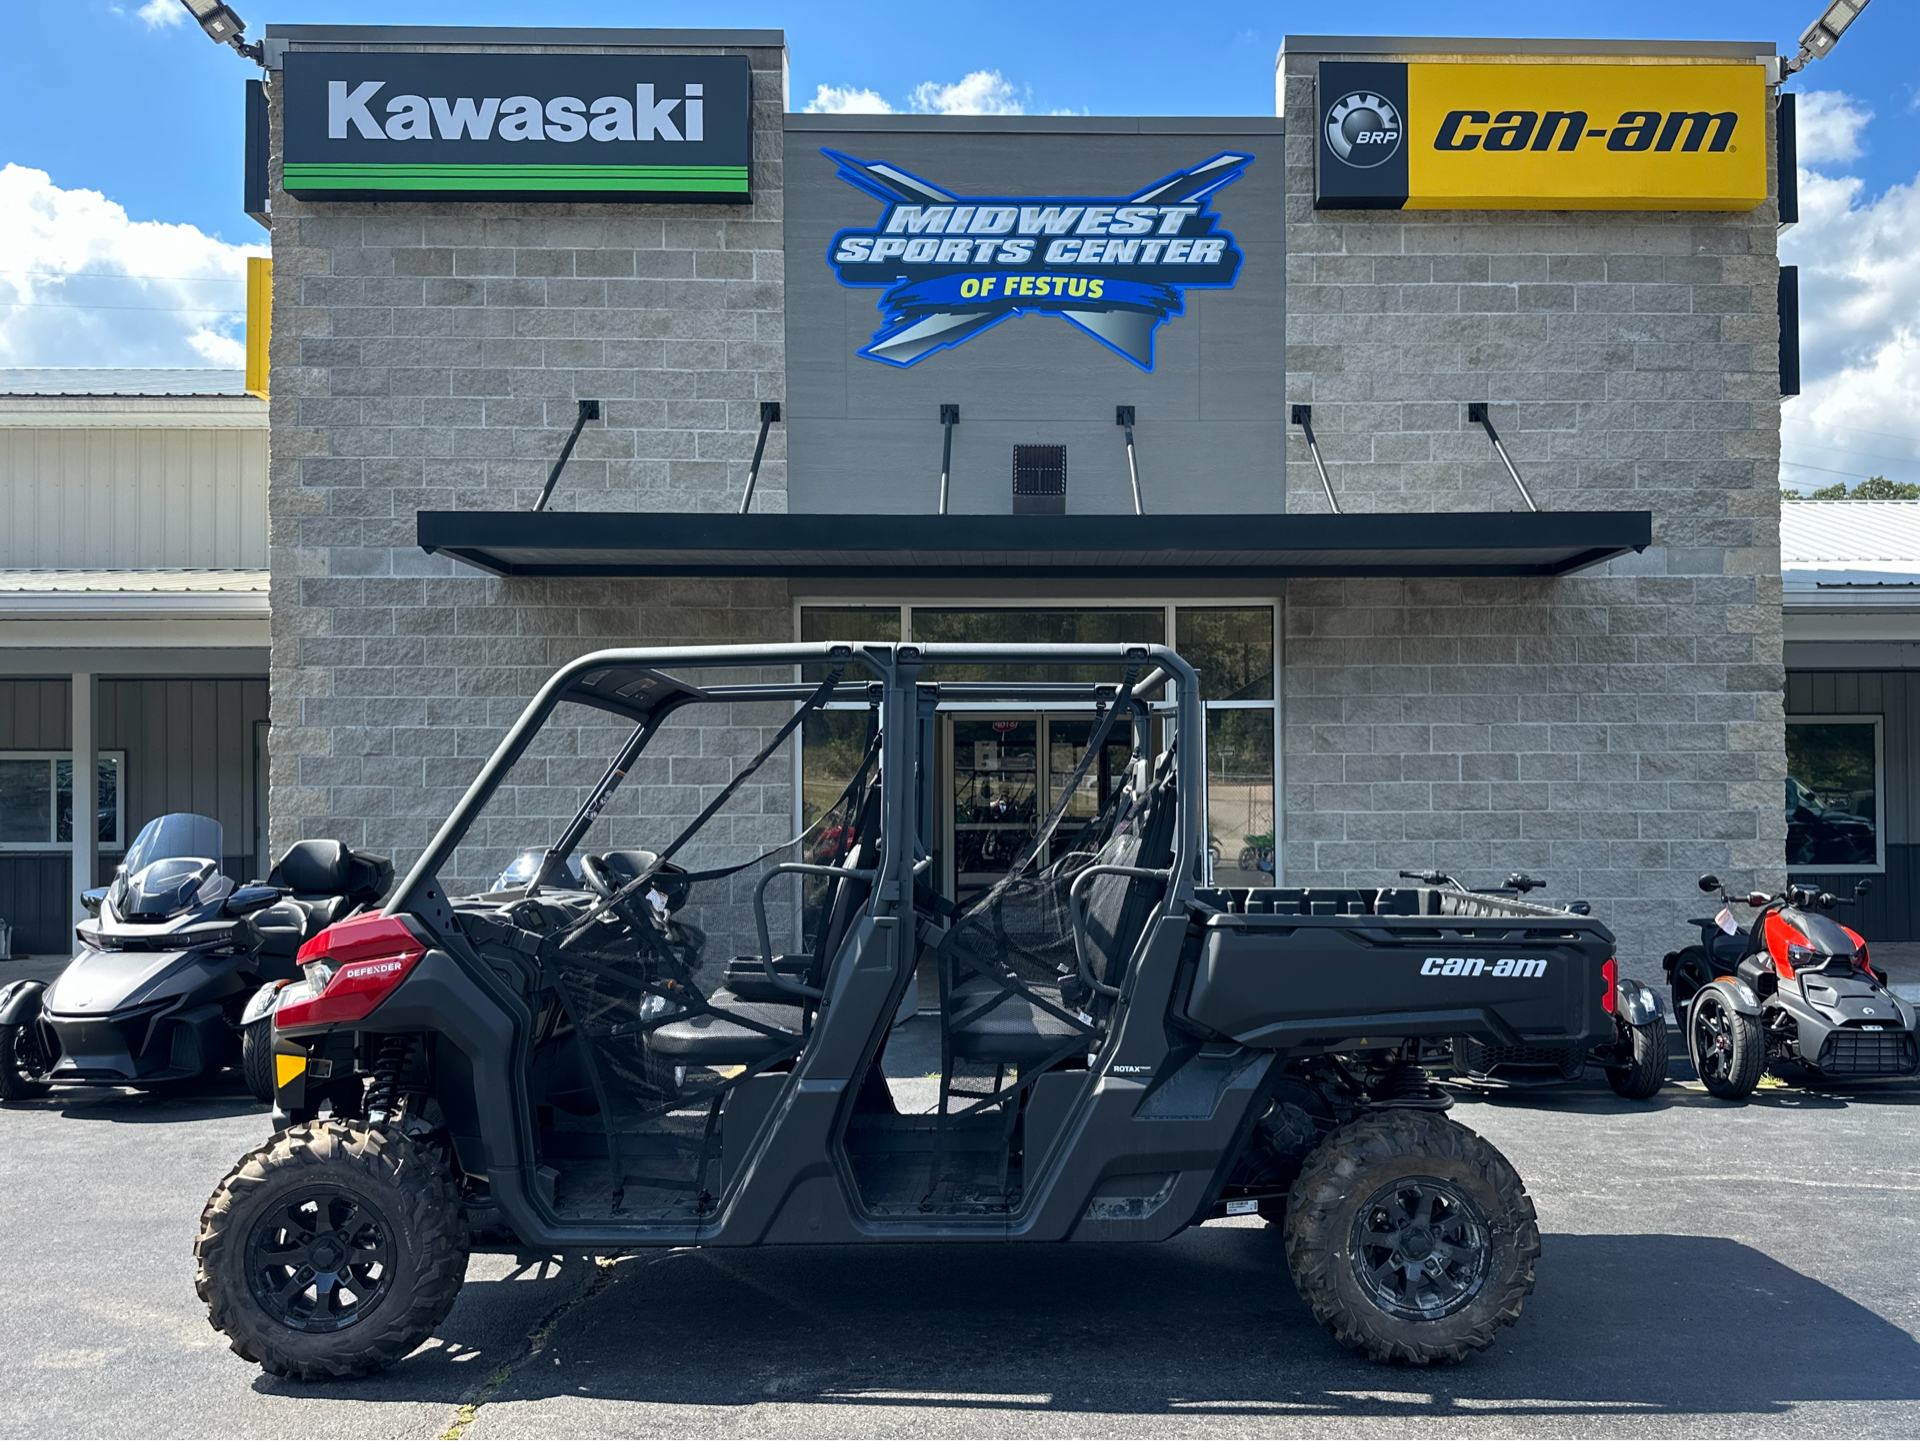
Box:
1795;90;1871;165
1778;92;1920;494
136;0;187;28
802;84;894;115
0;164;265;369
910;71;1025;116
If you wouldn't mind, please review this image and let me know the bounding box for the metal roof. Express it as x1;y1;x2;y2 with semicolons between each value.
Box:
0;369;249;397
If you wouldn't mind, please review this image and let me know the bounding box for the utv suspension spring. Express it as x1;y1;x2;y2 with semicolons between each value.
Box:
363;1034;415;1125
1370;1058;1453;1111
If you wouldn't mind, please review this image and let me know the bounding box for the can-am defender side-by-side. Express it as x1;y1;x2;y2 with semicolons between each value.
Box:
0;814;391;1102
1664;874;1918;1099
1392;871;1668;1100
193;643;1622;1378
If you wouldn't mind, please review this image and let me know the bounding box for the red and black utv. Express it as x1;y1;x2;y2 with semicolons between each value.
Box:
193;643;1621;1378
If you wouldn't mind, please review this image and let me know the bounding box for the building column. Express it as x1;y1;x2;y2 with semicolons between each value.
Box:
72;671;97;923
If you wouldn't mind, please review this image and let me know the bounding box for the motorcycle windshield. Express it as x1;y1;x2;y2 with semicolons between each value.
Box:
124;813;225;873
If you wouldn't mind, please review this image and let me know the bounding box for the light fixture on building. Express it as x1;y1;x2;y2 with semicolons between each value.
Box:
176;0;264;63
1783;0;1872;74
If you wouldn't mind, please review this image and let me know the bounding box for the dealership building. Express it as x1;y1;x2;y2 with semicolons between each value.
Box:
2;25;1830;970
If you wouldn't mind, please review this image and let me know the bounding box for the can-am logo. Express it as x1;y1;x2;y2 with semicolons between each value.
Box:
327;80;706;143
1432;107;1738;154
823;150;1251;370
1325;90;1403;168
1421;957;1549;978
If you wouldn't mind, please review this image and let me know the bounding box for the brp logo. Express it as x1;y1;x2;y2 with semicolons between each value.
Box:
1326;90;1403;167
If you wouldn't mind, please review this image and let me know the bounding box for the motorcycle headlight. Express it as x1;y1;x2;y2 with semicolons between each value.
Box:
1786;944;1816;973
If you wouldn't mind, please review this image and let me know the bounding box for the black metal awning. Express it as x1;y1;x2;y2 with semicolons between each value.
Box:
417;510;1651;580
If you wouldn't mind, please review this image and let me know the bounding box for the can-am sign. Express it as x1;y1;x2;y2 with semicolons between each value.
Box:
280;52;752;202
1316;59;1767;210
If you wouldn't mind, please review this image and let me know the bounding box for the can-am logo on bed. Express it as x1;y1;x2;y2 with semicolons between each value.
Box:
822;150;1250;370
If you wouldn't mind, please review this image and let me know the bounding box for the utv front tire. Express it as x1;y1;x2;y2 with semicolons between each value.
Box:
194;1120;468;1380
0;1020;54;1101
1283;1110;1538;1365
1605;1016;1669;1100
241;1018;276;1105
1687;988;1763;1100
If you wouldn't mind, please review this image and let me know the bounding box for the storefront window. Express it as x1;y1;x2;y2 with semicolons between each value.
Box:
910;608;1164;681
1176;607;1274;701
0;753;124;849
1205;708;1275;887
1787;718;1882;871
798;606;901;680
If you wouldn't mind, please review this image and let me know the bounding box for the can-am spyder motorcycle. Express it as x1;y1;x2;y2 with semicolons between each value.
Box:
1663;873;1919;1099
0;814;389;1103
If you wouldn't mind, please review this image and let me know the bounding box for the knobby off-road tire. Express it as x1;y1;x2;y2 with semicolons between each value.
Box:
1687;988;1764;1100
1606;1016;1670;1100
195;1120;469;1380
241;1018;276;1105
0;1020;53;1101
1283;1110;1539;1365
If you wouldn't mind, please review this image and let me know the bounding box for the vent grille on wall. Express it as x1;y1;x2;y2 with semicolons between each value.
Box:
1012;444;1066;515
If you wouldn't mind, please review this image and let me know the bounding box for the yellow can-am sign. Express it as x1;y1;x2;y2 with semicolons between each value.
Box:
1316;59;1769;211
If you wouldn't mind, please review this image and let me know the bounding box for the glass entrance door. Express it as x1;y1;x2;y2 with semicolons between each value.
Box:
941;713;1137;902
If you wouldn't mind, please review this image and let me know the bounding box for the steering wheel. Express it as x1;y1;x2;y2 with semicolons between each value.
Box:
578;853;617;900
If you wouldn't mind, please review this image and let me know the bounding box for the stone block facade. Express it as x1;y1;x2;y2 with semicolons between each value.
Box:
1277;42;1787;969
265;34;795;947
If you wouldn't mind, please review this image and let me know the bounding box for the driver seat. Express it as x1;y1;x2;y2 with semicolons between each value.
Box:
650;789;880;1068
267;840;394;938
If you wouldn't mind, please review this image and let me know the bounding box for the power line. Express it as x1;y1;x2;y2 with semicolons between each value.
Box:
0;299;241;315
1786;419;1920;448
1779;460;1884;480
0;268;247;284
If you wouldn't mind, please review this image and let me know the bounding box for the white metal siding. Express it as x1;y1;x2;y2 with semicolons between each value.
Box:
0;427;268;570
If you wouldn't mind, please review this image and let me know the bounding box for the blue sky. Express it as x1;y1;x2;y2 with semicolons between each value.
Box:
2;0;1912;241
0;1;1912;489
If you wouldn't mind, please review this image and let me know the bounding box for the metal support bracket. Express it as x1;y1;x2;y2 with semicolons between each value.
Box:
938;404;960;514
1467;403;1539;513
1289;405;1341;515
737;401;783;514
530;399;601;513
1116;406;1144;515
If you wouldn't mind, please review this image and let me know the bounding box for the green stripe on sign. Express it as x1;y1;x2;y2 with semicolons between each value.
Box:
282;162;749;193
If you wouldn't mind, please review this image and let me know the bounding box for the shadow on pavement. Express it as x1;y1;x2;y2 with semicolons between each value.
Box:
278;1229;1920;1421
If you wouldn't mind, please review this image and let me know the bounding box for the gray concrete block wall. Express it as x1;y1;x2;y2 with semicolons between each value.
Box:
1278;45;1787;971
265;37;795;952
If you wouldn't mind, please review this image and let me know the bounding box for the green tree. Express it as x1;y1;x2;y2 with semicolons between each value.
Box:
1848;475;1920;500
1808;482;1849;500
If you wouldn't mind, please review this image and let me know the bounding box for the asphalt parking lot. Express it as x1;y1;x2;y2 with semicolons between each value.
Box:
4;1050;1920;1439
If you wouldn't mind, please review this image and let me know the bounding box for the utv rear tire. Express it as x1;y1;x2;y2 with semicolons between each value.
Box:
0;1020;54;1101
1605;1016;1669;1100
1687;988;1763;1100
1283;1110;1538;1365
241;1019;276;1105
194;1120;468;1380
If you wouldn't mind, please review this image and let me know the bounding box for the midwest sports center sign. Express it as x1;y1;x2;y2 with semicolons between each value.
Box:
279;52;753;202
823;150;1251;370
1315;58;1768;210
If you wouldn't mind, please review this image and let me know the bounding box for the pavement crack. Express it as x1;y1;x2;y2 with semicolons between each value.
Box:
436;1255;626;1441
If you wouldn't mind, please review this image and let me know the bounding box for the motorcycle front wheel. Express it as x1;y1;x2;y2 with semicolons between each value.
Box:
1688;989;1763;1099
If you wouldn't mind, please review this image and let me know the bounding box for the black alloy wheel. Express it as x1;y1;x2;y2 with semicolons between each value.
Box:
0;1020;56;1101
1347;1176;1493;1321
1688;988;1763;1099
244;1186;398;1334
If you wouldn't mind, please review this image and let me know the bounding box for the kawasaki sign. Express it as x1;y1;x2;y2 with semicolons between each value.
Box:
279;52;752;203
